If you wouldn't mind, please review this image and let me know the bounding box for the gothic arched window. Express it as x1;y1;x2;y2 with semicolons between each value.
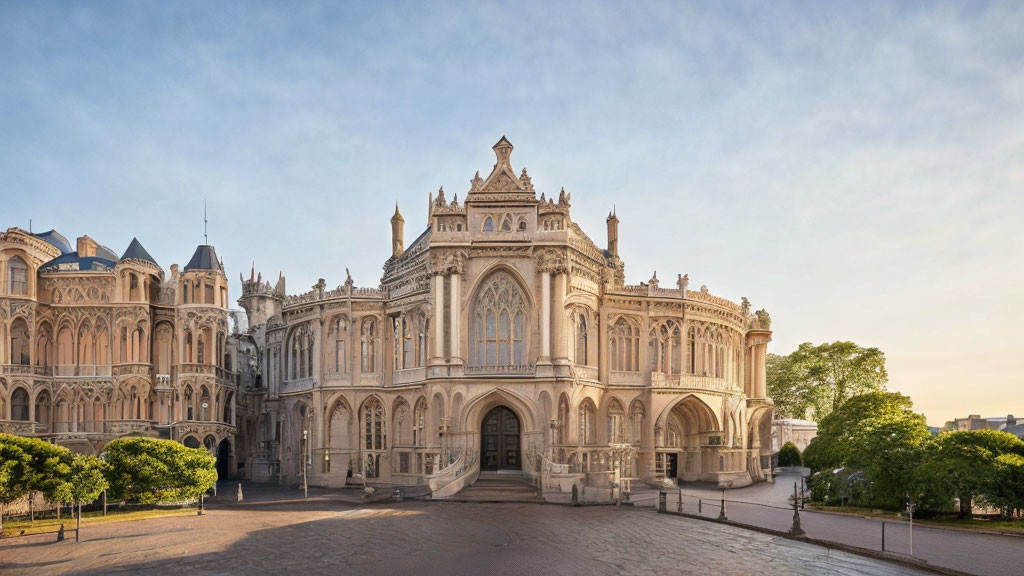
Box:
500;214;513;231
482;216;494;232
413;397;426;447
333;317;348;373
363;397;386;451
607;400;624;444
471;271;527;367
609;317;640;371
361;319;377;373
575;313;588;366
578;400;596;445
8;256;28;296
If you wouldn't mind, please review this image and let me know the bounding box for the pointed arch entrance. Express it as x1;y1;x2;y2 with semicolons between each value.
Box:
481;406;520;471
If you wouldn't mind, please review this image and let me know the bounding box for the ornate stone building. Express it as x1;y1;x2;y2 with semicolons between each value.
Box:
232;137;775;496
0;229;238;478
1;137;774;495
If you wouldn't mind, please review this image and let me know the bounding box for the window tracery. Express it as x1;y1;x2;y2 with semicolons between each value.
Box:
471;271;526;367
609;317;639;371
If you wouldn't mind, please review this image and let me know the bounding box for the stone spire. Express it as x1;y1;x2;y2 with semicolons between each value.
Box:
606;206;619;257
391;202;405;257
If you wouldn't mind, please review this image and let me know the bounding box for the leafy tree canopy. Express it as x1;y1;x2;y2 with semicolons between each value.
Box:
802;392;929;507
918;429;1024;517
777;442;802;467
768;341;887;421
103;437;217;503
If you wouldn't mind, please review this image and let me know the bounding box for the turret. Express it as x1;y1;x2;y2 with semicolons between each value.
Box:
238;265;284;328
391;202;405;257
606;207;619;257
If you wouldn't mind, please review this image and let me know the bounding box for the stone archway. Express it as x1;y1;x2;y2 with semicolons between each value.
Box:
480;406;521;471
217;438;232;481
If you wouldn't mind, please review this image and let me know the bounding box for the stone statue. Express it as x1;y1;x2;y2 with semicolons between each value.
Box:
741;297;751;317
678;273;689;293
755;309;771;330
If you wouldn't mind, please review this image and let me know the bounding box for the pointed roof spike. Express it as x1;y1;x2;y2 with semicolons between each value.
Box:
392;201;404;222
120;237;157;265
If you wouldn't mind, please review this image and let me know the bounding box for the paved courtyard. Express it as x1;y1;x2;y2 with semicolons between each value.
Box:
2;498;933;576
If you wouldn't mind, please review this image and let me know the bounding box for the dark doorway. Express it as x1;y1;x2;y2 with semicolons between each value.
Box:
481;406;520;470
666;453;678;478
217;439;231;481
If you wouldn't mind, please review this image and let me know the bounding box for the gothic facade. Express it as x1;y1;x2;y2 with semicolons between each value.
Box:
0;229;237;477
1;137;774;495
234;137;775;495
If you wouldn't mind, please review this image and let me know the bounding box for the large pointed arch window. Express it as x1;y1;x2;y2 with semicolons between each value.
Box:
609;317;640;371
8;256;28;296
471;271;527;367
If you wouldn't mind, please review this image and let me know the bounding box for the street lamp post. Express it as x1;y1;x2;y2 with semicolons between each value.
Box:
302;429;308;500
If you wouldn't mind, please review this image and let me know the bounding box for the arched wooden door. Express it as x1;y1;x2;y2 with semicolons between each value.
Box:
481;406;520;470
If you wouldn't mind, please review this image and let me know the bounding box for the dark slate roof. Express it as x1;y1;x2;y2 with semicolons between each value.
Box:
95;244;119;261
121;237;157;265
33;230;72;254
40;252;117;272
184;245;223;271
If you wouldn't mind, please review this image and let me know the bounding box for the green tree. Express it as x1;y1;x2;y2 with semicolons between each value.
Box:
0;434;33;536
919;430;1024;517
803;392;929;508
777;442;802;467
51;455;109;541
989;453;1024;519
103;438;217;504
767;341;887;421
0;434;73;522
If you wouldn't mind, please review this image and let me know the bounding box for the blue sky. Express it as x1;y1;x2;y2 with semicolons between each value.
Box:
3;1;1022;425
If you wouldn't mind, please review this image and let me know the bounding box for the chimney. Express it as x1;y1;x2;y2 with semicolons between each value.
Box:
606;207;619;257
1008;414;1017;427
170;264;179;280
76;235;97;258
391;202;405;257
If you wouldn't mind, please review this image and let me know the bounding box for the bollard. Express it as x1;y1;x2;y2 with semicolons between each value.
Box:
102;490;107;516
699;498;702;514
572;484;579;506
393;488;403;503
658;491;667;512
881;521;886;552
237;483;244;502
717;490;728;521
677;489;683;513
57;523;65;542
790;482;806;536
198;493;205;516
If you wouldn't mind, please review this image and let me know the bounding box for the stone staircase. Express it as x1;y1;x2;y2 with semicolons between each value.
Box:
450;471;544;503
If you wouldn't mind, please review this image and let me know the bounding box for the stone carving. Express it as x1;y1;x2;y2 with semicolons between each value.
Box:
754;309;771;330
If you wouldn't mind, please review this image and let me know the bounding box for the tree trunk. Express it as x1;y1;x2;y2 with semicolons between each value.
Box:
29;492;34;523
76;503;81;543
958;494;971;518
1;503;4;536
57;501;61;520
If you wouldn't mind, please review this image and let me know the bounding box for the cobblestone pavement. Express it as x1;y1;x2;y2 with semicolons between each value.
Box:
1;498;934;576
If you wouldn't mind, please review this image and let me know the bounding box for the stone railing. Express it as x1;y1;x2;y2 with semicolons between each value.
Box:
285;285;385;307
0;420;43;434
112;363;152;378
463;364;535;376
393;367;427;385
280;377;315;395
609;370;644;385
686;289;743;313
174;363;236;382
650;372;737;392
573;365;598;380
0;364;50;377
429;449;480;499
54;364;112;377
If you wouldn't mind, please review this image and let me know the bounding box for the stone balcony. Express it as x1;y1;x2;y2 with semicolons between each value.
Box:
650;372;739;393
173;363;236;383
0;364;50;377
464;364;535;376
53;364;112;377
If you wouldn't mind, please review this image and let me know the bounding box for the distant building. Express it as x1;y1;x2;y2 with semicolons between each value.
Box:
953;414;1017;432
772;418;817;453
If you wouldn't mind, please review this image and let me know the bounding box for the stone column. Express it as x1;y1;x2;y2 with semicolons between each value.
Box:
449;272;461;363
755;344;767;398
431;274;445;365
540;270;551;362
552;272;567;362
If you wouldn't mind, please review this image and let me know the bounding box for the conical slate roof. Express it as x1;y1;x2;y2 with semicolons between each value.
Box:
120;237;157;264
184;245;223;271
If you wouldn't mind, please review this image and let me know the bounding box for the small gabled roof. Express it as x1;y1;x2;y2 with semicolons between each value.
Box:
184;245;223;272
121;237;157;265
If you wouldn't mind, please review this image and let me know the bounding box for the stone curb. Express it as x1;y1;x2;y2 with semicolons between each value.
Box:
657;509;975;576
